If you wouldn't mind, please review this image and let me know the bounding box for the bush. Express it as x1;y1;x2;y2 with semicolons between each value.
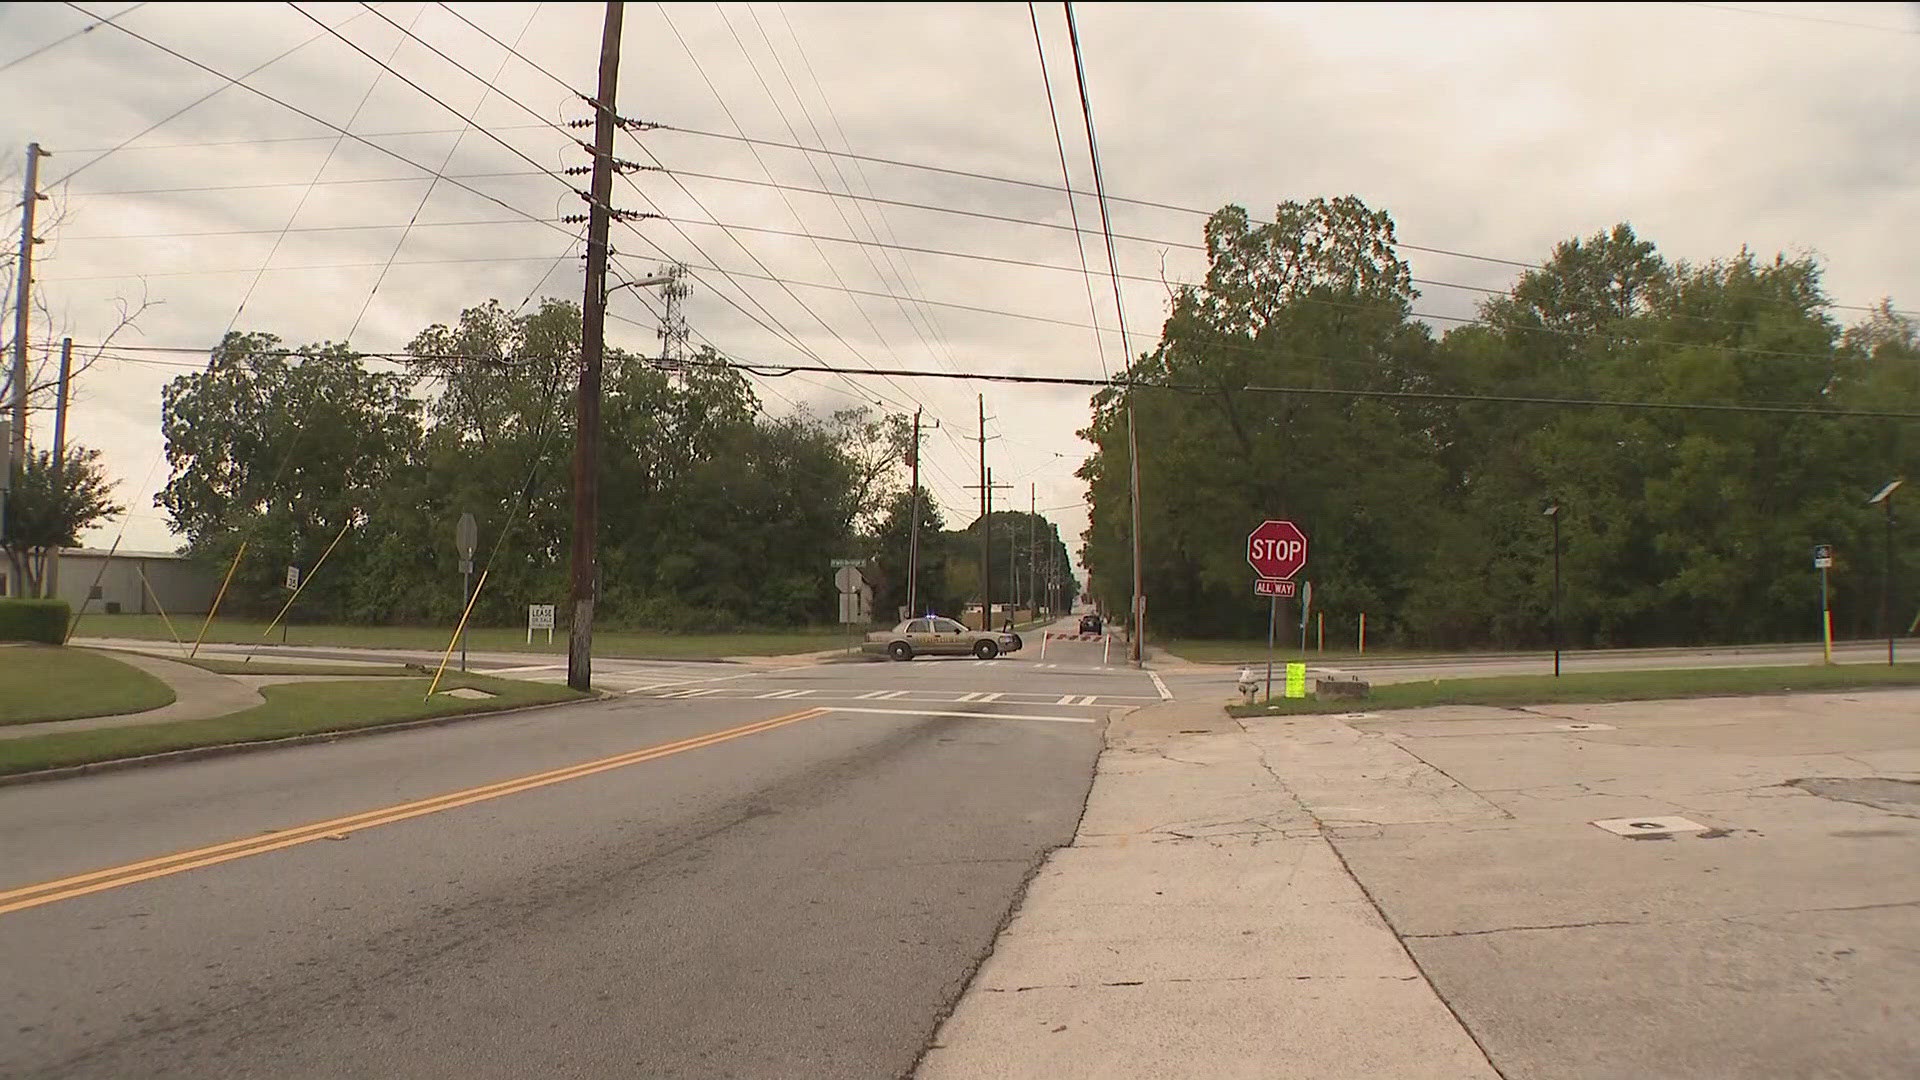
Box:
0;598;71;643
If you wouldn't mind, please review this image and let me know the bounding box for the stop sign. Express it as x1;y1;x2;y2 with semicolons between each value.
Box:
1248;520;1308;581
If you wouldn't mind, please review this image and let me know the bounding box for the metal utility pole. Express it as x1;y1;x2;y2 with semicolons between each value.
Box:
1544;503;1562;677
9;143;47;471
44;336;71;598
1125;404;1143;663
907;407;921;619
1870;479;1903;666
978;394;989;630
566;1;625;693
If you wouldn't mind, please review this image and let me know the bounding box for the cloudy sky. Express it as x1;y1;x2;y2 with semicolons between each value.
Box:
2;1;1917;572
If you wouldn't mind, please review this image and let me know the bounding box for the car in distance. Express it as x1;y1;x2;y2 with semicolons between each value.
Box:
1078;613;1103;634
866;617;1022;661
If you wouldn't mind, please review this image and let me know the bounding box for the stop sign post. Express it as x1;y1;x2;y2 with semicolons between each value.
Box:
1249;520;1309;701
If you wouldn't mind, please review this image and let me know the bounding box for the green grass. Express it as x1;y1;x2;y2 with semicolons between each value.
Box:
68;613;851;658
0;672;587;776
1228;662;1920;716
1158;638;1426;664
0;646;175;725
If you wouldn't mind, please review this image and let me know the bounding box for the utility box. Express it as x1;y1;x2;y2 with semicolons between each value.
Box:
1316;677;1371;700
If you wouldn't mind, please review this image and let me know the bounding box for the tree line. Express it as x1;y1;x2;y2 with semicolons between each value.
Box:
150;298;1076;630
1079;201;1919;649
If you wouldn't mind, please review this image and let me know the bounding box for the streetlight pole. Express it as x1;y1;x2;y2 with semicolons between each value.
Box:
1544;503;1561;677
1870;479;1903;666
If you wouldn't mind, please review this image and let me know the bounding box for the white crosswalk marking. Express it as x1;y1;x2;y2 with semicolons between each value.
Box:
1056;694;1076;705
825;706;1095;725
957;692;985;702
856;690;889;699
978;692;1003;702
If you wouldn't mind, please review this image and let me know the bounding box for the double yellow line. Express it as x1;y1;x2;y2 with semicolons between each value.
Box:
0;707;828;917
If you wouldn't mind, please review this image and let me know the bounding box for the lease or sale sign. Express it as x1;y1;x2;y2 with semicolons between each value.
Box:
1248;520;1308;581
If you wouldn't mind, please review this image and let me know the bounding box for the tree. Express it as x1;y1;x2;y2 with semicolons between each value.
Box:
3;445;123;597
866;487;951;620
1082;205;1919;649
156;333;422;616
1081;195;1442;639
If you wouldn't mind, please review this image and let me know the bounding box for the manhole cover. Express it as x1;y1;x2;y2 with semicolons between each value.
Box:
440;687;496;700
1558;722;1614;731
1337;712;1377;720
1591;816;1710;838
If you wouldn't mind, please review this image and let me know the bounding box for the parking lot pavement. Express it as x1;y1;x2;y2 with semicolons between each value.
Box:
922;688;1920;1079
1258;690;1920;1079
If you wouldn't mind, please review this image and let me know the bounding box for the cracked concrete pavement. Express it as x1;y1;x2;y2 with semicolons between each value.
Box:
917;688;1920;1079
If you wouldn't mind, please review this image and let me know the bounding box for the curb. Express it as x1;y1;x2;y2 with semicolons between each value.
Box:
0;692;607;790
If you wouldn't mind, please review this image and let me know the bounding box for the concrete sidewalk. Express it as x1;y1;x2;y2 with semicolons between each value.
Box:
0;649;265;740
915;699;1498;1079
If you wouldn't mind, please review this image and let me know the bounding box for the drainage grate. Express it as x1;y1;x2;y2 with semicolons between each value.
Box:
1591;816;1710;838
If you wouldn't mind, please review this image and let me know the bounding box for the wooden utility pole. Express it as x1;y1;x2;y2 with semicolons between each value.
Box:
1029;484;1037;617
44;336;71;598
9;143;46;472
567;1;624;693
906;407;922;619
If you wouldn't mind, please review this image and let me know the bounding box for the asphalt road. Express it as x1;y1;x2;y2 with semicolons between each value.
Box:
1;623;1132;1079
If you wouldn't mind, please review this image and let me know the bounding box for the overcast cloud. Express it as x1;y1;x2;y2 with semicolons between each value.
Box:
2;1;1917;574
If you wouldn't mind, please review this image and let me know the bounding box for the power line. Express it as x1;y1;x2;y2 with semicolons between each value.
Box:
300;0;907;425
285;2;579;209
86;337;1919;421
38;251;586;283
433;0;927;414
1028;0;1109;380
648;1;953;421
649;120;1548;271
54;170;551;199
622;351;1920;422
341;1;547;340
50;3;374;188
708;2;947;384
1682;2;1920;35
58;217;552;241
650;120;1917;320
646;215;1875;366
61;2;585;251
224;2;433;340
0;1;145;76
752;3;971;383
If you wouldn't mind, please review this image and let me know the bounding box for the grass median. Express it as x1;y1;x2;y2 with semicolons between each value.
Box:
68;613;849;658
1228;662;1920;716
1158;638;1428;665
0;646;176;725
0;672;587;776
